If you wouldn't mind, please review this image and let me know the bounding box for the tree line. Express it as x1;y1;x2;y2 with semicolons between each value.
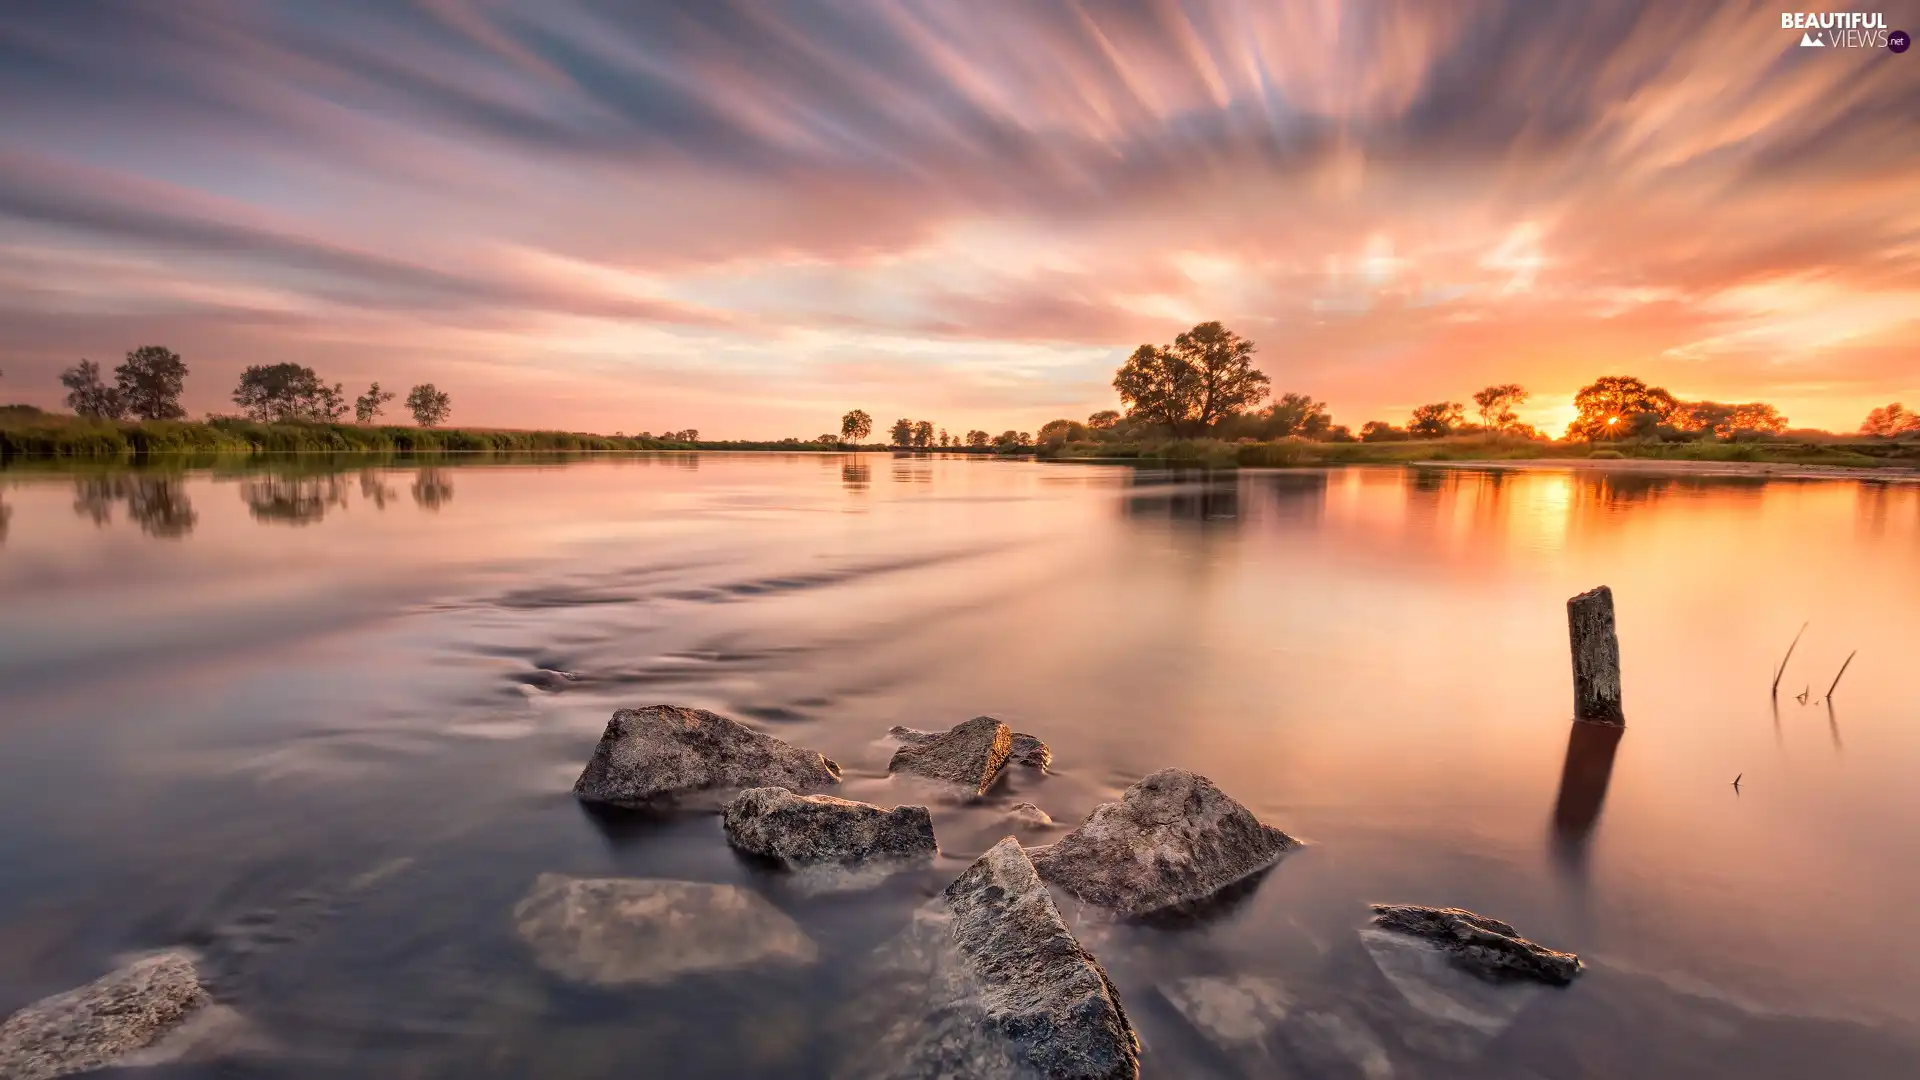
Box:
41;347;453;427
828;408;1030;451
1013;319;1919;450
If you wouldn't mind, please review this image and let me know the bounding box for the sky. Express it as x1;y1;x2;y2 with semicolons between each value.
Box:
1;0;1915;438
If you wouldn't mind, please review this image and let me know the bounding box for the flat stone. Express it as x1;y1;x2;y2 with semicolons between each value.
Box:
838;839;1139;1079
0;952;210;1080
723;787;936;866
572;705;841;808
1367;905;1581;986
1030;769;1299;917
892;722;1051;771
513;873;817;986
887;716;1012;797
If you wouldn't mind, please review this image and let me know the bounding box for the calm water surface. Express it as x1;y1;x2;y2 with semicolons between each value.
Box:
2;454;1918;1078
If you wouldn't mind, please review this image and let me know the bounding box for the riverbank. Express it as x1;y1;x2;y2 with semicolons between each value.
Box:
0;412;906;458
1417;457;1920;483
1039;433;1920;471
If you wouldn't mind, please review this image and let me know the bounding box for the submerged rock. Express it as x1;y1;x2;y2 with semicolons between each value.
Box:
723;787;936;866
1367;905;1581;986
1030;769;1299;917
839;839;1139;1079
572;705;841;808
513;873;816;986
1157;976;1392;1079
1011;733;1052;770
1006;802;1054;828
0;952;211;1080
886;716;1012;797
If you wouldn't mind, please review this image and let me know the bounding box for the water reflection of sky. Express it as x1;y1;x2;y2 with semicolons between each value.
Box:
2;455;1918;1076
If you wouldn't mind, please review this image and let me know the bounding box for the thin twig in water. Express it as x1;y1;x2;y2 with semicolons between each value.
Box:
1796;685;1810;705
1772;622;1808;697
1824;650;1857;700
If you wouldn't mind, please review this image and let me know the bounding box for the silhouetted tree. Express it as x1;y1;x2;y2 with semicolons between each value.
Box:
965;429;990;448
1262;392;1332;438
1568;376;1676;440
60;360;126;419
1036;419;1089;449
841;409;873;442
889;418;914;446
1860;403;1920;437
114;346;189;421
938;428;949;447
1113;321;1268;436
1360;420;1409;442
1671;401;1788;439
1408;402;1465;438
355;382;395;424
233;363;347;422
1087;409;1120;431
405;383;451;427
911;420;934;448
1473;384;1529;431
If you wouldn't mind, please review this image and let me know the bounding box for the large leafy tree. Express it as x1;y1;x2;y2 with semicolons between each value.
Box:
1861;403;1920;437
911;420;934;448
114;345;189;420
1176;321;1269;431
405;383;451;427
889;417;914;446
60;360;127;419
233;363;347;422
1568;376;1676;440
1672;401;1787;438
354;382;396;424
1113;322;1268;435
965;429;990;448
840;409;872;442
1408;401;1465;438
1472;384;1529;430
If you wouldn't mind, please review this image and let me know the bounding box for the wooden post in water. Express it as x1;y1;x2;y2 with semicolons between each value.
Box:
1567;586;1624;726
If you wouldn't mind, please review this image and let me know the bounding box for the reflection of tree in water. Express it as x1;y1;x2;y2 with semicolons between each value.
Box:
69;474;198;538
0;493;10;546
1249;471;1326;523
842;459;871;491
359;469;396;510
411;468;454;511
240;474;349;526
1122;470;1240;522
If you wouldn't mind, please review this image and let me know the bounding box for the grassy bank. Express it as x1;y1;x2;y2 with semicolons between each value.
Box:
1039;434;1920;470
0;411;899;459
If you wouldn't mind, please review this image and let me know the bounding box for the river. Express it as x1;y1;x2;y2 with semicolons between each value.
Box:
2;454;1917;1078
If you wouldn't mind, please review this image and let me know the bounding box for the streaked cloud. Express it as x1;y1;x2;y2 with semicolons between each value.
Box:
1;0;1914;434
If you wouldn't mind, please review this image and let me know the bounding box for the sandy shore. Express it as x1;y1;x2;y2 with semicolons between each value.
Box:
1418;457;1920;483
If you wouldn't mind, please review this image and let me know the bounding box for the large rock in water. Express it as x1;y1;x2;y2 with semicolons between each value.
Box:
1030;769;1298;917
572;705;841;808
1368;905;1581;986
886;716;1013;797
512;873;817;986
838;839;1140;1080
723;787;936;866
0;952;210;1080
